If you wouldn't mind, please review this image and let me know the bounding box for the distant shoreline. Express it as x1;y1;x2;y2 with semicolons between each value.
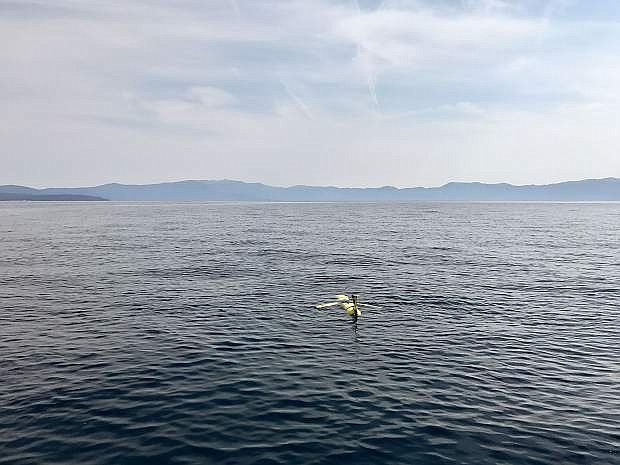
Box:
1;177;619;201
0;193;107;202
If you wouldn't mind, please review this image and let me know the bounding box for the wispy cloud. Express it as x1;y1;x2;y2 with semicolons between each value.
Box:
279;79;313;119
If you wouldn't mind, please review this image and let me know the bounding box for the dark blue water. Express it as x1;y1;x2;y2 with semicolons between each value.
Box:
1;202;619;465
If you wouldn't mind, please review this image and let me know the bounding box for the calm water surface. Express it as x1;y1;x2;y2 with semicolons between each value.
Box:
1;202;619;465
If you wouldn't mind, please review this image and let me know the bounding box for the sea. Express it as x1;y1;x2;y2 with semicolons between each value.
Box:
1;202;619;465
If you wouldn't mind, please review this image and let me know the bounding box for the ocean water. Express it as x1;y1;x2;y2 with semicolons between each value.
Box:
1;202;619;465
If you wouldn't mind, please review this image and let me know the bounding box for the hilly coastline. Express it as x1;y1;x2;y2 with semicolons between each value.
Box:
1;178;619;201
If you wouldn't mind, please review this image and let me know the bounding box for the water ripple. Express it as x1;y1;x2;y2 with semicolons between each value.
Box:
1;202;619;465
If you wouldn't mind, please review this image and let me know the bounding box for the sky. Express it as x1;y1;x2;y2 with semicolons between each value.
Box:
2;0;620;188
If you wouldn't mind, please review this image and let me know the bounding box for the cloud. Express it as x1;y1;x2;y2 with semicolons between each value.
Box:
188;87;238;108
1;0;620;187
332;7;545;70
279;80;313;119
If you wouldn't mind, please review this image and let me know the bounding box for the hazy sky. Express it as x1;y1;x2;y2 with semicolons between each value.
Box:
2;0;620;187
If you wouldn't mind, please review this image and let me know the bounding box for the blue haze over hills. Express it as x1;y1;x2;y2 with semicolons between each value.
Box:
1;178;620;201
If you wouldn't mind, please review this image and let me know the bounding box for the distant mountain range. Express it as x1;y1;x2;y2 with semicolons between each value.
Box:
1;178;620;201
